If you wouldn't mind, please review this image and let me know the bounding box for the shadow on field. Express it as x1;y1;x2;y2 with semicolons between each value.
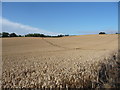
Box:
96;51;120;88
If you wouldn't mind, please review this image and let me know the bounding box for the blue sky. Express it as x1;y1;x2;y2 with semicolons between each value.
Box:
2;2;118;35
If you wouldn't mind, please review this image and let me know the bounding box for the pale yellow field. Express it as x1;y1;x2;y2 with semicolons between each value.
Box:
2;34;119;88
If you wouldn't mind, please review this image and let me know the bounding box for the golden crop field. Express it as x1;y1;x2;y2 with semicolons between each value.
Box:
2;34;119;88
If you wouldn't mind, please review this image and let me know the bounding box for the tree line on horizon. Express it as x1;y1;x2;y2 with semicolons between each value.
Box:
0;31;119;38
0;32;69;38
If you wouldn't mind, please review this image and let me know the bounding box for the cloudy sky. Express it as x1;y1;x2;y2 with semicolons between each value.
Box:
2;2;118;35
1;18;62;35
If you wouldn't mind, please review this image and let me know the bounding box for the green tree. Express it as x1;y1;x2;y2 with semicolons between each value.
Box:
2;32;9;37
18;35;22;37
25;33;46;37
65;34;69;36
10;33;18;37
99;32;106;34
57;34;64;37
0;33;2;37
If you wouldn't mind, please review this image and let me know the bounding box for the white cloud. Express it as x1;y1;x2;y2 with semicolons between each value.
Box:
1;18;62;36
